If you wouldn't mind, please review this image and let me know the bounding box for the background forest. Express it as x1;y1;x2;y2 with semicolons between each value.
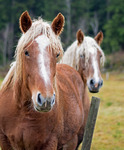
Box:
0;0;124;67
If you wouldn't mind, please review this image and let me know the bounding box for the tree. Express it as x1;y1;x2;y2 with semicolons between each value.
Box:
104;0;124;52
0;0;123;65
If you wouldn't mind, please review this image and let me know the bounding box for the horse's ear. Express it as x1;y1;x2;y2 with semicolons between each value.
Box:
19;11;32;33
51;13;65;35
94;31;103;45
76;29;84;45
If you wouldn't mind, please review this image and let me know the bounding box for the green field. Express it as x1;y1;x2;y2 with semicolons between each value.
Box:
0;73;124;150
0;78;3;85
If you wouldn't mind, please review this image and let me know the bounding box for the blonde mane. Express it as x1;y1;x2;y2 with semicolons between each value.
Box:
0;62;16;91
0;18;63;92
61;36;105;70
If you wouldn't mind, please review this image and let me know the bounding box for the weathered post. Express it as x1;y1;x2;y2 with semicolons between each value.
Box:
81;96;100;150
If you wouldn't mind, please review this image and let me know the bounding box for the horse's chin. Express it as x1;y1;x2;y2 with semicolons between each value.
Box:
89;90;99;93
88;88;99;93
34;105;52;113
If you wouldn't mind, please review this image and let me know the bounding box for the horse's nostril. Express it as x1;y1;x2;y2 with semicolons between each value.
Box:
51;98;55;105
90;79;95;86
98;80;103;87
37;93;42;106
51;93;55;105
100;80;103;86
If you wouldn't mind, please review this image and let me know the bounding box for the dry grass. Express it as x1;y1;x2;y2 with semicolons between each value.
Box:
80;72;124;150
0;72;124;150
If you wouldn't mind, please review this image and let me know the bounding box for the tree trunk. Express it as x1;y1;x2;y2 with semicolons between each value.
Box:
7;23;14;61
90;12;99;36
3;24;9;66
106;0;110;21
66;0;71;44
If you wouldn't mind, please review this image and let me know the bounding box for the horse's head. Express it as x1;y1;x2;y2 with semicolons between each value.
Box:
76;29;105;93
16;11;64;112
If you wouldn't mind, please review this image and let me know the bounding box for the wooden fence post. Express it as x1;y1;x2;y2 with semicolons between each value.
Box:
81;96;100;150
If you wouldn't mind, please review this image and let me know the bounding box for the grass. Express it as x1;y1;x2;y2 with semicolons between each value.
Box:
0;72;124;149
0;78;3;85
79;72;124;150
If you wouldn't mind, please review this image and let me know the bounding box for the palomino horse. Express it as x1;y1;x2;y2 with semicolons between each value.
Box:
0;12;84;150
61;29;105;148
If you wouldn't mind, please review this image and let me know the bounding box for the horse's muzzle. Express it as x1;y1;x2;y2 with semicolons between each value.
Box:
88;78;103;93
34;93;55;112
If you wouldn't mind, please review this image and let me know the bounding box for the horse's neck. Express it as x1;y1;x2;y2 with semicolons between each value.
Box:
82;82;90;125
0;86;17;116
77;68;87;84
83;83;89;100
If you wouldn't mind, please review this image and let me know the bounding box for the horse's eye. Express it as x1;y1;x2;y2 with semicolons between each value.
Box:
56;53;60;58
25;50;29;56
100;54;102;58
80;54;85;58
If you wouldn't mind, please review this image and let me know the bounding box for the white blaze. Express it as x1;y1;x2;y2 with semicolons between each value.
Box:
89;47;100;83
92;56;99;83
35;35;50;86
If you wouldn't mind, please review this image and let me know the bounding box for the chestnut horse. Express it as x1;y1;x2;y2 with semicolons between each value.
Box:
61;29;105;148
0;12;84;150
